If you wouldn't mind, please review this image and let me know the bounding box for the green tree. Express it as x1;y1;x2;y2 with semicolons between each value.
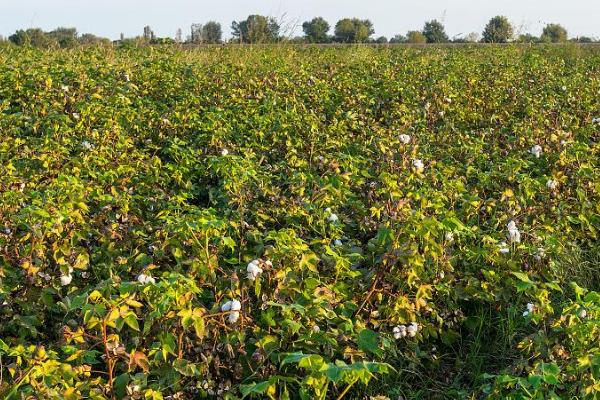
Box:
8;28;58;48
482;16;513;43
389;34;406;44
46;27;78;48
202;21;222;43
78;33;111;46
333;18;374;43
541;23;568;43
374;36;388;44
517;33;539;43
423;20;448;43
302;17;330;43
231;15;280;43
406;30;427;44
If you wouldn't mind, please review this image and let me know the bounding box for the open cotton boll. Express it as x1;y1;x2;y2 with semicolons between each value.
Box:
499;242;510;254
393;325;407;339
412;159;424;172
230;299;242;311
530;145;542;158
60;274;73;286
247;260;263;281
334;239;343;247
406;322;419;337
507;221;521;244
312;325;320;333
399;134;411;144
221;301;233;312
445;232;454;242
546;179;558;190
221;149;229;156
578;308;587;318
137;273;155;285
327;212;339;223
228;311;240;323
592;117;600;124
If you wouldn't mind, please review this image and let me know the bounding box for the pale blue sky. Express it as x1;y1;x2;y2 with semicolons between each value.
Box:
1;0;598;40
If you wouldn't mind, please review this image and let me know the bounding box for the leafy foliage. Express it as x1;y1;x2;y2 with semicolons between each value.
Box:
0;45;599;399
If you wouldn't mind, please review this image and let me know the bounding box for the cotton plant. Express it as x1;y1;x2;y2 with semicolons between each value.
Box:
221;299;242;323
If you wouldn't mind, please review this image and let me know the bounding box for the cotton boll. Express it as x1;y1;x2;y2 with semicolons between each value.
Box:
221;149;229;156
526;303;534;313
412;159;424;172
445;232;454;242
221;301;233;312
137;273;155;285
393;325;407;339
578;309;587;319
406;322;419;337
334;239;343;247
230;300;241;311
530;145;542;158
499;242;510;254
247;260;263;281
399;134;411;144
228;311;240;324
312;325;320;333
546;179;558;190
60;274;73;286
327;213;339;223
507;221;521;244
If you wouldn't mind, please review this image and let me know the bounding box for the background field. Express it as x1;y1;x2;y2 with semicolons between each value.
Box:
0;45;599;399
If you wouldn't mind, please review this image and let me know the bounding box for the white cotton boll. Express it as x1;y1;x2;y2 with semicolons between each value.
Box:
81;141;94;150
393;325;407;339
327;213;339;223
530;145;542;158
61;85;69;92
592;117;600;124
230;300;241;311
221;301;233;312
445;232;454;242
137;273;155;285
399;134;411;144
265;260;273;268
578;309;587;318
60;274;73;286
221;149;229;156
312;325;320;333
334;239;343;247
247;260;263;281
228;311;240;324
522;310;530;317
406;322;419;337
499;242;510;254
546;179;558;190
526;303;534;313
561;86;567;91
412;159;424;172
72;113;80;120
507;221;521;244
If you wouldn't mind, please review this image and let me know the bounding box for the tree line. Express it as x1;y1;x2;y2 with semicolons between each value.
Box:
2;14;597;49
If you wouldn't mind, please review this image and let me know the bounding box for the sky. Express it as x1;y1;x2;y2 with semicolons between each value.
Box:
1;0;599;41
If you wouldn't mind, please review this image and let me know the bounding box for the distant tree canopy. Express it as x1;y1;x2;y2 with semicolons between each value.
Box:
373;36;388;44
406;30;427;44
8;27;108;48
389;34;406;44
541;23;568;43
334;18;374;43
201;21;223;43
302;17;330;43
482;16;513;43
231;15;280;43
423;20;448;43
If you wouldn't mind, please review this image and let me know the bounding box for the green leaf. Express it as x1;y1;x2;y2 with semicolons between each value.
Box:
358;329;382;357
